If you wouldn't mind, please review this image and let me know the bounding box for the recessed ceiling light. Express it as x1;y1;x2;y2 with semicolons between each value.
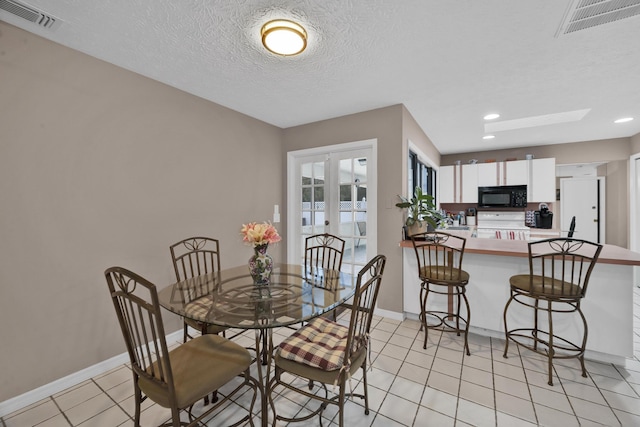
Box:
483;135;495;140
484;113;500;120
261;19;307;56
614;117;634;123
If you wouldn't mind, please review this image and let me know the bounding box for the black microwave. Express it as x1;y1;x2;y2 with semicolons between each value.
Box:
478;185;527;208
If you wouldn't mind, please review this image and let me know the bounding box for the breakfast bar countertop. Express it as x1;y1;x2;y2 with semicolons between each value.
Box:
399;238;640;266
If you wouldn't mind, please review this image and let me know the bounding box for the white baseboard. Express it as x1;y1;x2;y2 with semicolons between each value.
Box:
375;307;404;322
0;330;182;418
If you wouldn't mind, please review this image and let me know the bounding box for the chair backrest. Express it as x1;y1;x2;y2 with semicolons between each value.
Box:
345;255;386;361
170;237;221;281
104;267;177;400
568;216;576;238
304;233;345;286
527;238;602;298
410;231;467;282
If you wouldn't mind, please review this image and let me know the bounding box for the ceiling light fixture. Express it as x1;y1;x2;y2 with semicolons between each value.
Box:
483;135;495;140
614;117;634;123
484;113;500;120
261;19;307;56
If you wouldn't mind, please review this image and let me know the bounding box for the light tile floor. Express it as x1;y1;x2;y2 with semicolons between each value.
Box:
3;286;640;426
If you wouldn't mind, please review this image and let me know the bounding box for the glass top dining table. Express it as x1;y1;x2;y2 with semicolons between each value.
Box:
157;263;356;426
157;263;356;330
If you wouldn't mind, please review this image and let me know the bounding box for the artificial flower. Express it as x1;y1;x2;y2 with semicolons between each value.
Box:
241;222;281;247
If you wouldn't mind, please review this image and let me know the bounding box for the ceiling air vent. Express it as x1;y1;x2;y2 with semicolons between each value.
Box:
556;0;640;35
0;0;61;30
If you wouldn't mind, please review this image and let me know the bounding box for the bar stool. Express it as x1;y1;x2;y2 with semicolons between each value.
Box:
410;231;471;355
503;238;602;385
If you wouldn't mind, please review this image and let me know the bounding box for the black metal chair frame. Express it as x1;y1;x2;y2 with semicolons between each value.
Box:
502;238;602;386
304;233;346;319
411;231;471;355
105;266;259;427
267;255;386;427
170;237;231;342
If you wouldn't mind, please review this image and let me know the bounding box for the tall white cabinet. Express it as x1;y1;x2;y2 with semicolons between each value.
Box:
440;158;556;204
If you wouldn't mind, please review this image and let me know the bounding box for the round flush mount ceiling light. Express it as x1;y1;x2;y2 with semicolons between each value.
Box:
483;135;496;140
484;113;500;120
261;19;307;56
614;117;634;123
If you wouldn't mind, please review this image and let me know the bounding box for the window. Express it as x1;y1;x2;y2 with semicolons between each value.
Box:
409;151;436;199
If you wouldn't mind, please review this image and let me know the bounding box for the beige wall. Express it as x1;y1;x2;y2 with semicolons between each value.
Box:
442;139;634;247
0;23;283;402
284;105;411;315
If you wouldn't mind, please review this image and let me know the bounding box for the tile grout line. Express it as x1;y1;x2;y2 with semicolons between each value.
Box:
45;396;72;427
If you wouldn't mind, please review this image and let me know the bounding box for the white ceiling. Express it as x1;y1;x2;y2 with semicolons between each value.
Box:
2;0;640;154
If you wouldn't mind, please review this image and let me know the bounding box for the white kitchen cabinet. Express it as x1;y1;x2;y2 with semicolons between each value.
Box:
460;164;478;202
529;157;556;202
439;164;478;203
477;162;501;186
439;165;455;203
504;160;528;186
478;160;527;186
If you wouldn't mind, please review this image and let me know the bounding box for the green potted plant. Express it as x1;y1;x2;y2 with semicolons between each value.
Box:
395;186;444;237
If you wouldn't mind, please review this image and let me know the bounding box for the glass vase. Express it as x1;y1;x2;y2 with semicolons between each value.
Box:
248;243;273;285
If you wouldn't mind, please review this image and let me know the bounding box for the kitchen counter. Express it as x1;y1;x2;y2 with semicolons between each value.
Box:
400;238;640;363
399;238;640;266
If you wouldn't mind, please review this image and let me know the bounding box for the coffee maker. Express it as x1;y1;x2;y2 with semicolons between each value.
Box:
534;203;553;229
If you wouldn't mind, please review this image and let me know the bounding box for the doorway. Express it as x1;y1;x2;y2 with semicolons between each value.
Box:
286;140;377;277
559;177;605;243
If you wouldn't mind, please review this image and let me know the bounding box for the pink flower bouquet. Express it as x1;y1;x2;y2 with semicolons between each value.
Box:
241;222;281;247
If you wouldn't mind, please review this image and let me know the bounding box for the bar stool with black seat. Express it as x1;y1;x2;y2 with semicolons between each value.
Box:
410;231;471;355
503;238;602;386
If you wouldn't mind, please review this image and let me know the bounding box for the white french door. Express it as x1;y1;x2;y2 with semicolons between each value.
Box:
287;140;377;277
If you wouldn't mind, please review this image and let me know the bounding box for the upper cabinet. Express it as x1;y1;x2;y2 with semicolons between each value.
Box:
478;160;528;186
439;164;478;203
528;157;556;202
440;158;556;204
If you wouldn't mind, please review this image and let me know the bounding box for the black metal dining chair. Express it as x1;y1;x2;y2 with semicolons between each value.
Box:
170;237;229;342
267;255;386;427
104;266;258;426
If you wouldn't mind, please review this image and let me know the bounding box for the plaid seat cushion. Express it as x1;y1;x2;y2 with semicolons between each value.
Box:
184;295;213;319
277;317;349;371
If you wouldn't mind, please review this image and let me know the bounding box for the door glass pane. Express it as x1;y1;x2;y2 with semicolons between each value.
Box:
301;161;326;235
293;148;372;277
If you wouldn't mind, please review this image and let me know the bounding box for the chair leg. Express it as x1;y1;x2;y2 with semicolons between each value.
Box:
533;299;540;351
133;384;142;427
455;288;462;337
361;363;370;415
420;282;430;349
503;293;514;358
183;322;189;343
170;407;181;426
547;301;554;386
338;382;346;427
461;290;471;356
577;302;589;378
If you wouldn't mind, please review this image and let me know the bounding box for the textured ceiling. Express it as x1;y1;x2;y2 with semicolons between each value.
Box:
2;0;640;154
